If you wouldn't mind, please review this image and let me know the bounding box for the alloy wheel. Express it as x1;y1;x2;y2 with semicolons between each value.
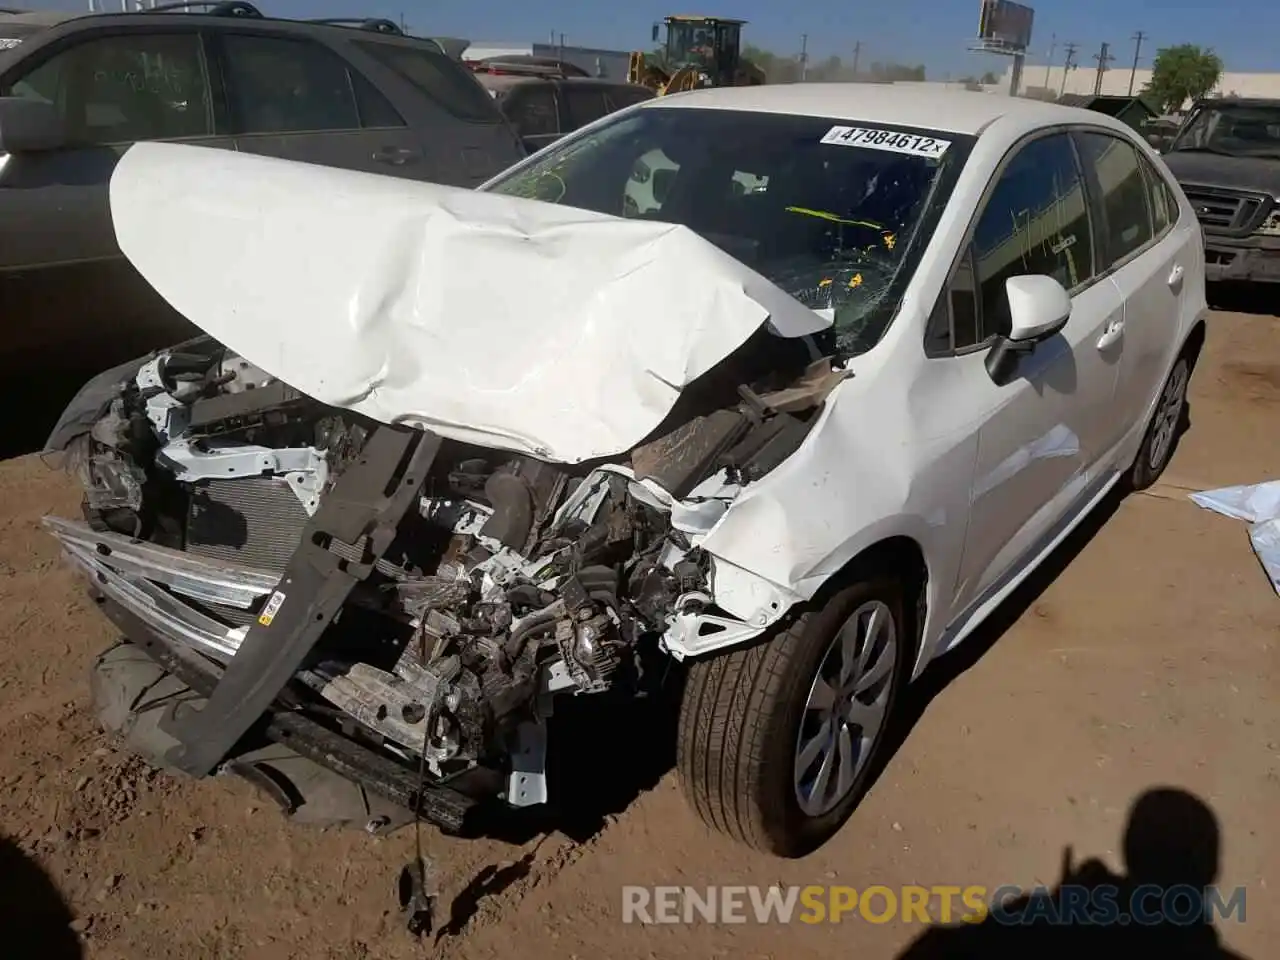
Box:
1149;360;1189;471
793;599;897;817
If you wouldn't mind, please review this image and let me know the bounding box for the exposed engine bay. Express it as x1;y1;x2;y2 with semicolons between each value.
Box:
45;332;847;816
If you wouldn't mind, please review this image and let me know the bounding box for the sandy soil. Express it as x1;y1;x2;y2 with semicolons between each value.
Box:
0;310;1275;959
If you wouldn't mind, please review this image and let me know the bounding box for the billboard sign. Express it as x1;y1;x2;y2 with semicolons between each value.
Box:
978;0;1034;52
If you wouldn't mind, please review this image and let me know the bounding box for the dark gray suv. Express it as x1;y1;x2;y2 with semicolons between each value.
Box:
474;72;654;153
0;3;524;447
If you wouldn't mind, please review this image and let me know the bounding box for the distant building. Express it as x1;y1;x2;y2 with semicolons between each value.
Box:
1001;64;1280;108
463;41;632;81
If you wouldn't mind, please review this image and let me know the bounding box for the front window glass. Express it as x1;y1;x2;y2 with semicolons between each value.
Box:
486;107;966;355
1170;103;1280;158
665;21;717;72
1;32;211;142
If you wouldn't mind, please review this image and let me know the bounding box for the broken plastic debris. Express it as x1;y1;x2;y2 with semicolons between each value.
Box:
1248;520;1280;595
1188;480;1280;523
1189;480;1280;597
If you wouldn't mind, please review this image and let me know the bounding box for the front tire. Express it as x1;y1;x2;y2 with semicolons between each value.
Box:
676;577;908;857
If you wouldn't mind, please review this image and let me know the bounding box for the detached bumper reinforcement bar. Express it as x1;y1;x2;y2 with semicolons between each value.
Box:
158;425;444;778
95;590;476;834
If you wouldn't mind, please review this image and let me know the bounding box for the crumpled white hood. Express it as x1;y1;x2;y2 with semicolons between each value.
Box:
109;142;829;463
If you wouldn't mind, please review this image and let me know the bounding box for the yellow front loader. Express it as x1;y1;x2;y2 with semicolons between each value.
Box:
627;15;766;95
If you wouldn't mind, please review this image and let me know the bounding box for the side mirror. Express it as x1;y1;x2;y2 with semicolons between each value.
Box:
1006;274;1071;341
651;167;675;205
0;96;66;154
985;275;1071;385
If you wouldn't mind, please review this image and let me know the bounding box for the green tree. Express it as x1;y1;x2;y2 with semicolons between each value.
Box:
1144;44;1224;112
980;70;999;84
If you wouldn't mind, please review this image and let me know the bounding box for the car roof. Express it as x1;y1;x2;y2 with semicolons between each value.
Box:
0;10;78;29
642;83;1123;136
0;7;443;46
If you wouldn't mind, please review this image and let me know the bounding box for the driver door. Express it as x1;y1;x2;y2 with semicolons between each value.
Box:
940;131;1126;612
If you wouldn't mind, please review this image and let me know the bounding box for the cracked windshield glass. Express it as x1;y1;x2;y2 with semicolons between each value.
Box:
1171;102;1280;158
486;107;964;354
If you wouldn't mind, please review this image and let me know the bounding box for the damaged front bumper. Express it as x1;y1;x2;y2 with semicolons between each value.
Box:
42;330;836;830
46;515;275;661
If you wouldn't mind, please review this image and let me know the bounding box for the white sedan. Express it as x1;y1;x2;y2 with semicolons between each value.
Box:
45;83;1205;859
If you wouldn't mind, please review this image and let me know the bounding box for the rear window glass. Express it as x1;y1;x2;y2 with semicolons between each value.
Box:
355;40;499;122
609;85;654;109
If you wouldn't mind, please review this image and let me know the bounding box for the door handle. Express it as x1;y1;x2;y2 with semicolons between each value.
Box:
372;146;419;166
1096;318;1125;351
1167;263;1185;289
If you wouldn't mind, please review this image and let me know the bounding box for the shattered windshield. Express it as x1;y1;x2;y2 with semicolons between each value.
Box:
485;107;969;355
1171;104;1280;158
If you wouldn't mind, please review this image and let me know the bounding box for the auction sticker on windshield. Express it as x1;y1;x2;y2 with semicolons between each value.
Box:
821;125;951;158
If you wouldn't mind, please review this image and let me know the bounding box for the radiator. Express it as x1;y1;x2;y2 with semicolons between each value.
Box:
186;477;310;574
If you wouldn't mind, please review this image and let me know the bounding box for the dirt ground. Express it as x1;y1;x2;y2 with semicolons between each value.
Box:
0;308;1276;960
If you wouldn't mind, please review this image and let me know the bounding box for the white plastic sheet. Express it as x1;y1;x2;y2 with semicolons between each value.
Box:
1189;480;1280;596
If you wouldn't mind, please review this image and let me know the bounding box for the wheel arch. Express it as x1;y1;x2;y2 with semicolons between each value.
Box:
822;534;931;676
1182;315;1207;367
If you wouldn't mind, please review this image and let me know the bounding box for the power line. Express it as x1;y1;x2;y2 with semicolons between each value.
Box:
1060;41;1078;96
1128;30;1147;96
799;34;808;81
1043;32;1056;89
1092;40;1114;95
851;40;862;78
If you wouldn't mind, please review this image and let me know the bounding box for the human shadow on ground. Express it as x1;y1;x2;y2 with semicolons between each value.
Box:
895;787;1251;960
0;836;83;959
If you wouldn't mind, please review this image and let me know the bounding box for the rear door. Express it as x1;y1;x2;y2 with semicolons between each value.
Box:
212;29;423;178
501;81;561;153
605;83;654;111
0;25;230;373
1072;128;1190;462
348;38;525;185
559;83;612;133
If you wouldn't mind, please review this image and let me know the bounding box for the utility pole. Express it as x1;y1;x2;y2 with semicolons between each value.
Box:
1060;42;1078;96
1092;41;1113;95
800;34;808;81
1043;33;1056;89
851;40;862;78
1128;30;1147;96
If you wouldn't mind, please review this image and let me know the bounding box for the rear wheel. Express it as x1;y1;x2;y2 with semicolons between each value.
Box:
676;577;908;857
1129;353;1192;490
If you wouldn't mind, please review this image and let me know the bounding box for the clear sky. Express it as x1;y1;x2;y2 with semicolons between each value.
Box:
20;0;1280;79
